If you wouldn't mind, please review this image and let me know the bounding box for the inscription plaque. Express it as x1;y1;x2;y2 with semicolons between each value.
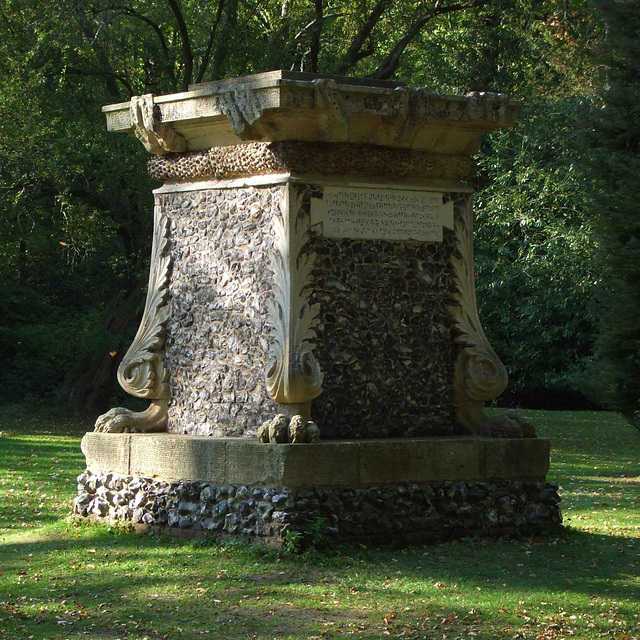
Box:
310;186;454;242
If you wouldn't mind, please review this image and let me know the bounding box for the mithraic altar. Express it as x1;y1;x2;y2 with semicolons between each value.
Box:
76;72;561;544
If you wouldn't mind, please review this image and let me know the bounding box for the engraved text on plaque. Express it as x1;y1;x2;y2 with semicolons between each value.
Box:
310;186;454;242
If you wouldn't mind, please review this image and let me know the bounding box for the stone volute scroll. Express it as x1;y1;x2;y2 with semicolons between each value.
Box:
265;186;324;419
94;205;171;433
449;198;535;438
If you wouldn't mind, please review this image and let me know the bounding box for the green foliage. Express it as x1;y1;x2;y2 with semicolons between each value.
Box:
0;0;620;407
582;0;640;422
281;516;331;555
395;1;604;399
281;527;304;554
474;98;599;396
0;0;154;403
0;293;117;404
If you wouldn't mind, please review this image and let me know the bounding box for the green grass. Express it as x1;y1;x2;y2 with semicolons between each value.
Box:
1;405;639;640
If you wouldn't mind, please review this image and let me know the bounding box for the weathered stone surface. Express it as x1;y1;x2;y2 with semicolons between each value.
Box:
258;414;323;444
278;443;360;487
104;70;519;153
479;409;537;438
129;435;227;484
80;433;551;485
357;438;485;484
225;441;287;486
288;415;307;443
486;437;550;480
268;415;290;443
81;433;131;475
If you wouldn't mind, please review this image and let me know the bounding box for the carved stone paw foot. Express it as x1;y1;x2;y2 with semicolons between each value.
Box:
478;409;536;438
94;408;141;433
258;414;321;443
94;400;168;434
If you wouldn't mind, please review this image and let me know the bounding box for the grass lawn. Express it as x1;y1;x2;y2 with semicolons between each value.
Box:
0;405;638;640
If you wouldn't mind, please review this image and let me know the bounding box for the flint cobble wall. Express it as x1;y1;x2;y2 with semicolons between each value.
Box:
162;186;281;437
75;470;562;544
306;189;463;438
161;182;464;439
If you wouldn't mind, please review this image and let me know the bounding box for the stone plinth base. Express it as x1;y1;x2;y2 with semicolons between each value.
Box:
76;434;561;544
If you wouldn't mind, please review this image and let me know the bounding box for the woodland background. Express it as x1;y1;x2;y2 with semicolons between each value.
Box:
0;0;638;422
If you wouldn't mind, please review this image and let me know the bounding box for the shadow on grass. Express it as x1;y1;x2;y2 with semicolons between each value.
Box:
1;408;639;638
0;402;90;437
0;435;84;529
1;523;638;600
1;524;638;639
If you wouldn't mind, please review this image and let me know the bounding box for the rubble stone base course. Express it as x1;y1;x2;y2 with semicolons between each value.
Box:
75;470;562;545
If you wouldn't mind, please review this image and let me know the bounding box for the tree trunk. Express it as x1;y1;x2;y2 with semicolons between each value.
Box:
60;283;146;418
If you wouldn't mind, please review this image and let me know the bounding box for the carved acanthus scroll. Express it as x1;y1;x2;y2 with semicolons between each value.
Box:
265;186;323;409
218;89;266;136
130;94;187;155
94;206;171;433
465;91;511;123
313;79;350;141
449;196;509;434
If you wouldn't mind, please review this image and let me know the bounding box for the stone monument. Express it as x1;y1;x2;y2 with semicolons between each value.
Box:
76;72;561;543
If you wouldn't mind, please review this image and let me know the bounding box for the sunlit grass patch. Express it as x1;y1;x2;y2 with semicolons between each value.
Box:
1;406;639;639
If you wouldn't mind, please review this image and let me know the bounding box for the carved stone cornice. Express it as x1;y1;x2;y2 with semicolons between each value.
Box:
265;186;323;407
147;142;476;182
448;196;509;434
94;205;171;433
130;94;187;155
103;70;519;154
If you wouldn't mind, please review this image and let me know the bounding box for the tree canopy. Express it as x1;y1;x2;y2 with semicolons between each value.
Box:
582;0;640;423
0;0;633;417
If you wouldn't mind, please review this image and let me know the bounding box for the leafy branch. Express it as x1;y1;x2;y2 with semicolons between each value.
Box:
370;0;489;79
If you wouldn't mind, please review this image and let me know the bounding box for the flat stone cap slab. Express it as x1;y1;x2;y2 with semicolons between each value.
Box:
81;433;550;487
103;70;519;154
